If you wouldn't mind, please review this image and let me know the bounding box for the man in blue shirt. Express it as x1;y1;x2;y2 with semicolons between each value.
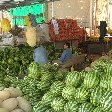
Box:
53;42;72;65
60;42;72;63
33;45;48;66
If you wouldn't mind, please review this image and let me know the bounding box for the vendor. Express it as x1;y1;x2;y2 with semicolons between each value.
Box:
33;44;48;66
53;42;72;65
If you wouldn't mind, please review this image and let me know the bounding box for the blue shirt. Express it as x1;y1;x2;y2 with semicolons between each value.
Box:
33;45;48;66
60;48;72;63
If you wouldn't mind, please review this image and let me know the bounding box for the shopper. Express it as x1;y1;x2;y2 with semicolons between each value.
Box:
53;42;72;65
33;44;48;66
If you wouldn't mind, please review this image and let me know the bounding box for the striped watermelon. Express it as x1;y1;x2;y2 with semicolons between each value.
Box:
38;81;51;93
104;61;112;76
100;91;112;112
42;91;56;105
65;71;81;87
33;101;49;112
62;86;76;101
78;102;95;112
100;75;112;90
45;108;55;112
28;62;41;78
54;71;64;81
93;107;103;112
90;87;106;106
64;100;78;112
94;59;107;71
50;81;65;96
41;69;53;82
75;86;90;103
51;97;66;111
84;71;99;89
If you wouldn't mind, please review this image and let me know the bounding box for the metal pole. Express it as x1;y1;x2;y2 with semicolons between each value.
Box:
90;0;93;36
42;3;44;19
94;0;97;36
52;0;54;18
51;0;56;47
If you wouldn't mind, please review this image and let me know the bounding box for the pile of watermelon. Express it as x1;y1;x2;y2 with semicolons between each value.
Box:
1;58;111;112
32;59;112;112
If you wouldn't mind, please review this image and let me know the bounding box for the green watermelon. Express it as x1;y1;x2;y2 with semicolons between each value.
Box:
62;86;76;100
75;86;90;103
51;97;66;112
78;102;95;112
65;71;81;87
45;108;55;112
64;100;78;112
33;101;49;112
28;62;41;78
93;107;103;112
50;81;65;96
100;91;112;112
54;70;64;81
0;81;5;90
100;75;112;90
84;71;99;89
41;69;53;82
90;87;105;106
104;61;112;76
42;91;56;105
38;81;51;93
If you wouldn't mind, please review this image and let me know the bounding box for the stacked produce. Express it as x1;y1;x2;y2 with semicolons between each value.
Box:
49;19;86;42
31;58;112;112
0;45;112;111
0;45;34;78
0;87;32;112
2;63;65;107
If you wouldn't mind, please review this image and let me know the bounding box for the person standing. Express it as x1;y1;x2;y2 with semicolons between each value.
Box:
33;44;48;66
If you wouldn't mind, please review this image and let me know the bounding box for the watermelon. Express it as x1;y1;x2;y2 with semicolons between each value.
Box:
90;87;106;106
41;69;53;82
100;90;112;112
44;63;59;73
65;71;81;87
42;91;56;105
78;102;95;112
28;62;41;78
62;86;76;101
50;81;65;96
93;107;103;112
54;70;64;81
104;61;112;76
84;71;99;89
100;75;112;90
51;97;66;111
64;100;78;112
75;86;90;103
38;81;51;93
45;108;55;112
33;101;49;112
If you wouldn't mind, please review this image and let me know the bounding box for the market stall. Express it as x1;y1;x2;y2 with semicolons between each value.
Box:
0;0;111;112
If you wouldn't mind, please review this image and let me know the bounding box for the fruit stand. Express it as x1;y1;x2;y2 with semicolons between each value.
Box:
0;0;112;112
